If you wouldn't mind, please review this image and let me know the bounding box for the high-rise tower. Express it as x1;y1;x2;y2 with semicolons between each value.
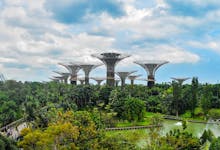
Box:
115;78;120;87
52;76;65;83
134;60;168;87
80;64;102;85
92;52;130;86
0;73;5;83
128;74;141;85
116;71;136;88
78;77;85;85
91;77;105;85
49;77;60;82
171;77;190;85
53;71;70;84
58;63;81;85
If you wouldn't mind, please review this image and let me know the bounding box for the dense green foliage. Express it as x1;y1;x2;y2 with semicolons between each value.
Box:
200;129;214;144
1;79;220;149
1;79;220;127
18;111;102;149
0;134;18;150
208;109;220;119
210;137;220;150
191;77;199;117
123;97;146;121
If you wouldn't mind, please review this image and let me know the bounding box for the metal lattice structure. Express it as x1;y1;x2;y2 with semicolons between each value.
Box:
171;77;190;85
78;77;85;85
92;52;130;86
59;63;81;85
115;78;120;87
80;64;102;85
53;71;70;84
128;74;142;85
0;74;5;82
52;76;65;83
134;60;168;87
91;77;105;85
116;71;136;88
49;77;60;82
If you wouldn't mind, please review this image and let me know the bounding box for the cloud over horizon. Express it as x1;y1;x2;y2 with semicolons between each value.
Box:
0;0;220;83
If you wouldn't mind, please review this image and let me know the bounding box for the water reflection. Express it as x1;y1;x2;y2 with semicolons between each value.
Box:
162;120;220;138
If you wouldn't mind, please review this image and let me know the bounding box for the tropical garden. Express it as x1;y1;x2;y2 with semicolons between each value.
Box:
1;77;220;149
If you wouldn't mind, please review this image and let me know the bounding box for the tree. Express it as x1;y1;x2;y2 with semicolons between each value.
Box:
0;91;9;104
208;109;220;119
201;85;212;116
147;114;165;149
161;129;201;150
210;137;220;150
0;101;18;126
172;81;182;117
200;129;214;145
146;95;161;112
18;123;80;150
99;85;113;105
18;111;103;150
0;134;18;150
191;77;199;117
123;97;145;122
109;89;129;119
100;134;137;150
70;85;95;108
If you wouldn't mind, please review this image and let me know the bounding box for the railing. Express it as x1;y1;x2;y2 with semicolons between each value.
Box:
105;125;162;131
163;115;219;124
0;118;25;132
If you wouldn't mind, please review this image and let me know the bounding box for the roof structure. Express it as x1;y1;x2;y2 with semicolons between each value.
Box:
91;77;105;85
78;77;85;85
52;76;65;83
92;52;130;86
116;71;136;88
53;71;70;76
134;60;168;87
171;77;190;85
128;74;142;85
49;77;60;82
58;63;81;85
80;64;102;84
53;71;70;84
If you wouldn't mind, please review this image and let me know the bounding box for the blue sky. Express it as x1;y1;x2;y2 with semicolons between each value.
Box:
0;0;220;84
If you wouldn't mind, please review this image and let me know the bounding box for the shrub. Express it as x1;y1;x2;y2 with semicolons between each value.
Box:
181;110;192;118
194;107;204;117
208;109;220;119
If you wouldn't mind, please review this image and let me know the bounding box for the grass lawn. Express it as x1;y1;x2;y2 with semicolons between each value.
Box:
115;112;162;127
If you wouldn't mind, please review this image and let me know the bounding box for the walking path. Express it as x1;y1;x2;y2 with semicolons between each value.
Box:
105;125;162;131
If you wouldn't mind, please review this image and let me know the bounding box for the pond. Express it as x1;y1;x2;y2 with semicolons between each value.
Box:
107;119;220;149
136;119;220;148
162;119;220;137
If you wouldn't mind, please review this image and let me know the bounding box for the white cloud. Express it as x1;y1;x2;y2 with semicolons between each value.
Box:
0;0;208;81
0;57;18;63
188;40;220;54
128;45;200;64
